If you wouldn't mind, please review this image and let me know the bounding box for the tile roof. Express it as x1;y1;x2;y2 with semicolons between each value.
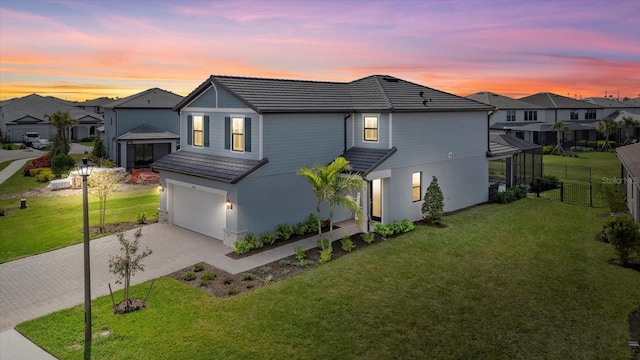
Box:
152;151;268;183
583;97;635;108
0;94;103;123
616;143;640;180
623;97;640;107
341;147;397;175
116;124;179;141
487;141;520;157
519;92;602;109
607;110;640;123
104;88;183;109
466;92;542;109
491;132;540;151
176;75;494;113
79;97;116;106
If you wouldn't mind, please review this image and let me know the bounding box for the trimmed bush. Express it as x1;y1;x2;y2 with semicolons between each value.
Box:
234;240;251;255
600;183;627;214
319;246;333;264
183;272;196;281
601;214;640;265
193;263;205;272
260;232;277;246
492;185;529;204
362;232;375;244
51;154;75;178
341;235;355;252
276;224;295;241
35;168;55;183
422;176;444;225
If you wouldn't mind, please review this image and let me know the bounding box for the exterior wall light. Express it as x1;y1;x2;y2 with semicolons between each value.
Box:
226;198;233;210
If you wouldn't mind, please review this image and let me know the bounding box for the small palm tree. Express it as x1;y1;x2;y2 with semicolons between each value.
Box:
45;111;77;155
620;116;639;145
550;121;569;155
596;117;617;151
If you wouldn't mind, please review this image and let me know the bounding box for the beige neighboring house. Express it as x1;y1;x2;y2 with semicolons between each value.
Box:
615;143;640;222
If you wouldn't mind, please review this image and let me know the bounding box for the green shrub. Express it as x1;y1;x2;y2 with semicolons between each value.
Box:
0;207;5;216
51;154;75;178
294;222;308;236
137;212;147;224
422;176;445;225
242;273;255;281
201;271;216;281
601;214;640;265
265;274;274;282
234;240;251;255
222;277;234;285
317;238;330;250
600;183;627;213
492;184;529;204
246;282;254;289
319;246;333;264
294;245;306;262
374;223;394;238
362;232;375;244
245;233;262;249
279;259;291;266
542;145;555;154
183;272;196;281
341;235;355;252
193;263;205;272
276;224;295;241
35;168;55;183
200;279;211;287
260;266;272;274
305;213;319;233
227;285;238;295
260;232;277;246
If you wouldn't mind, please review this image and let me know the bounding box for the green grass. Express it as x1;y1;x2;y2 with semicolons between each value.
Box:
17;199;640;359
78;141;95;147
0;188;159;263
0;160;12;172
543;151;620;207
0;154;89;196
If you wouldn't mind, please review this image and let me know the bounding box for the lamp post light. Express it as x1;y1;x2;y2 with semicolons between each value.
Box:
75;157;94;347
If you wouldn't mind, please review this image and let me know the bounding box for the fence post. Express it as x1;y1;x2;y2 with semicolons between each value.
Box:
560;181;564;202
589;182;593;207
536;178;540;197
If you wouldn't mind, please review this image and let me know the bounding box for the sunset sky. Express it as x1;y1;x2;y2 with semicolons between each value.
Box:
1;0;639;102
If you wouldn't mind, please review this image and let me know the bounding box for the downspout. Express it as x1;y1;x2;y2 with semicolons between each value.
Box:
343;113;351;153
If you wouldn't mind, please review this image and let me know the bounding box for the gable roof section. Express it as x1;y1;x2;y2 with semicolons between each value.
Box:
79;97;116;106
466;92;542;109
341;147;397;176
519;93;602;109
152;151;268;183
623;97;640;107
116;124;179;141
175;75;494;113
583;97;634;108
491;132;541;151
104;88;183;109
488;142;520;157
0;94;103;123
616;143;640;180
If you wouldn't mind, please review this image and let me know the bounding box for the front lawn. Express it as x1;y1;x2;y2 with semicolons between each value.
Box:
0;154;87;197
0;188;159;263
17;199;640;359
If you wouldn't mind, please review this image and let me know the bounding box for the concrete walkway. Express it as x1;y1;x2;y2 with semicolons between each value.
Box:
0;221;360;359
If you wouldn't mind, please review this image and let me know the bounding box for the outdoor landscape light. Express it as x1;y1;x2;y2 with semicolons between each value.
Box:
75;157;94;350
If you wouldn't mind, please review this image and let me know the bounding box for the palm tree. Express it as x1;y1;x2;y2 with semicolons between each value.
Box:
620;116;639;145
45;111;77;155
550;121;569;155
596;117;617;151
325;157;364;239
297;157;364;249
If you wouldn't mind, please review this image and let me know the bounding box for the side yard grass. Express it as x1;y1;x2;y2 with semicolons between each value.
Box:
0;188;159;263
0;154;87;196
17;198;640;359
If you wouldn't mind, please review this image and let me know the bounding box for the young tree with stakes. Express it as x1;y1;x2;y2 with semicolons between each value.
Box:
550;121;569;155
596;117;617;151
88;171;117;233
108;229;152;312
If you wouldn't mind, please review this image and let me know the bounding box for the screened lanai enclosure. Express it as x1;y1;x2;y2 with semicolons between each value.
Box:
488;132;543;190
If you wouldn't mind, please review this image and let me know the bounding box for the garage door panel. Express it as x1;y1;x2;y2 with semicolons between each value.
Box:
172;185;225;240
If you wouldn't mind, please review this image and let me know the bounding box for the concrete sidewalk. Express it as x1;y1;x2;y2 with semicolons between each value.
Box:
0;158;35;185
0;221;359;359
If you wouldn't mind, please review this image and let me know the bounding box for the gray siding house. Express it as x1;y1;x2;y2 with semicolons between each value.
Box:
101;88;183;168
0;94;102;143
153;75;494;246
616;143;640;222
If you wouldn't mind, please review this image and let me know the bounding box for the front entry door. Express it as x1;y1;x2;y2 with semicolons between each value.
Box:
371;179;382;222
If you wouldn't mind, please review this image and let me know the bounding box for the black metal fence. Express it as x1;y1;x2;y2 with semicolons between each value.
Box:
543;163;592;182
533;179;592;207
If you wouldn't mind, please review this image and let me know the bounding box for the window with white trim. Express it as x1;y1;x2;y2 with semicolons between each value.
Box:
232;116;244;152
585;110;596;120
506;110;516;122
364;116;378;142
412;172;421;202
524;110;537;121
193;115;204;147
570;110;579;120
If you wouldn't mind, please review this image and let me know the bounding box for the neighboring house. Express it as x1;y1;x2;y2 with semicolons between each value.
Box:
0;94;102;143
518;92;604;147
466;91;546;144
101;88;183;168
153;74;494;246
76;97;114;115
623;97;640;109
615;143;640;222
583;97;636;118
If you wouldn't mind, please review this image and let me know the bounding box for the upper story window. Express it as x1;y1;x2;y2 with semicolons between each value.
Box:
570;110;579;120
524;110;537;121
364;115;378;142
232;117;244;152
192;115;204;147
412;172;421;202
506;110;516;122
585;110;596;120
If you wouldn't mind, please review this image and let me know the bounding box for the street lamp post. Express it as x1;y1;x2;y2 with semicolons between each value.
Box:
75;158;94;347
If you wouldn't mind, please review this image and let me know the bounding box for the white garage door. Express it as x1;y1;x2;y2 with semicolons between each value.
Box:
172;184;225;240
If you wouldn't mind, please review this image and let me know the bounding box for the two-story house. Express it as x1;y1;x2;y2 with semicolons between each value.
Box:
466;91;546;143
518;92;604;147
101;88;183;168
153;75;494;246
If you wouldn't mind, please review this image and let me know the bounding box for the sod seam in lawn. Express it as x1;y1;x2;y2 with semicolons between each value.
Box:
16;199;640;359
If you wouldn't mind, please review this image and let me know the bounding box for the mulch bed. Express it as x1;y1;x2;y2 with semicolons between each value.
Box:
168;233;384;298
